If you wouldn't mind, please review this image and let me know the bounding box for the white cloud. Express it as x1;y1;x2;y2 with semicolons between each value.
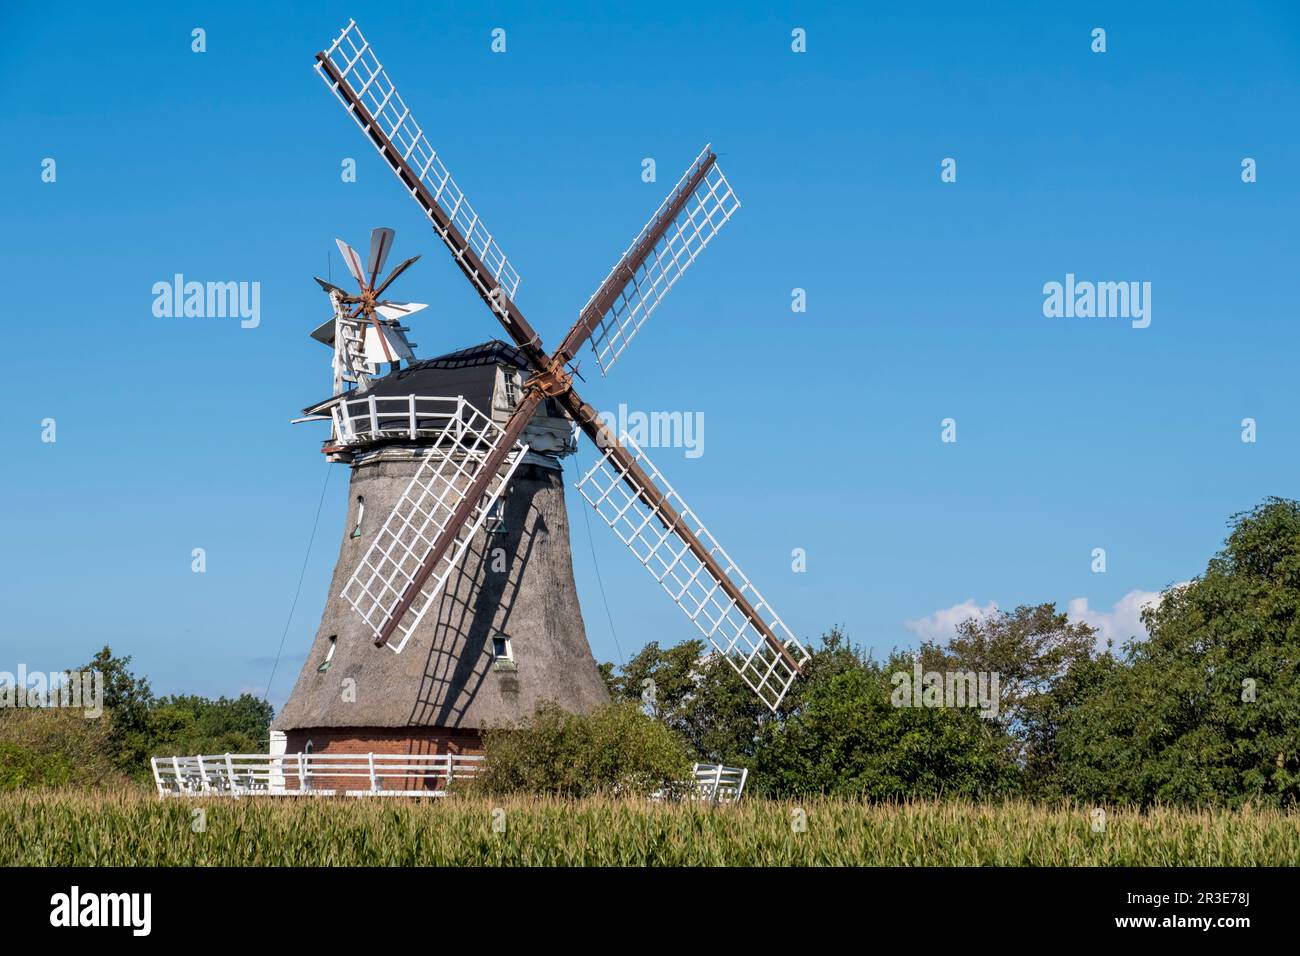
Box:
904;599;1000;643
1067;585;1187;650
906;586;1189;651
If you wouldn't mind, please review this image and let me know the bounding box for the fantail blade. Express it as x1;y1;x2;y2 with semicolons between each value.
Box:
310;316;337;345
375;301;428;321
314;276;349;296
373;255;421;298
367;227;395;288
335;238;367;287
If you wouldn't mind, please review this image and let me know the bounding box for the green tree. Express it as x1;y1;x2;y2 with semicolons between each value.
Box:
145;694;274;759
76;648;275;779
607;639;707;725
919;603;1097;760
754;649;1021;799
602;627;865;768
81;646;154;774
1022;651;1124;800
1052;498;1300;807
677;654;766;766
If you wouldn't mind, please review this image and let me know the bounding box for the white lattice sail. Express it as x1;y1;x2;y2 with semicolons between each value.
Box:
584;146;740;375
317;20;522;301
342;398;528;653
577;435;809;710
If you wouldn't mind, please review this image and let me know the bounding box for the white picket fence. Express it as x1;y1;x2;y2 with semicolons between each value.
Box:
151;752;484;798
152;753;748;802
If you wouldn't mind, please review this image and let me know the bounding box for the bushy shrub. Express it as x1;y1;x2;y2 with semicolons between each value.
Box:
0;649;274;789
0;708;126;790
475;700;693;797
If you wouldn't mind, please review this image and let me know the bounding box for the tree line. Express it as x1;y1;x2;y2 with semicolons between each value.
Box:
5;496;1299;806
0;647;272;789
595;497;1300;807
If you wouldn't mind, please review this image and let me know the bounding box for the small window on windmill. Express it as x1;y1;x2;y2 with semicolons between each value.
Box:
502;368;522;408
318;635;337;673
491;636;515;670
350;496;365;539
485;489;509;535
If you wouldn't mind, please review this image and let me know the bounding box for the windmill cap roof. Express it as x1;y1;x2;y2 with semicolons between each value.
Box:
409;339;529;371
303;339;529;416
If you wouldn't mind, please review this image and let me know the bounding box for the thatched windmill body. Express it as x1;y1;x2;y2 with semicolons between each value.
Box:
273;20;810;763
275;329;604;757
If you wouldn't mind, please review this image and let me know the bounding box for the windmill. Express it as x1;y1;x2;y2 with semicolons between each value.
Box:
273;21;809;767
318;17;810;708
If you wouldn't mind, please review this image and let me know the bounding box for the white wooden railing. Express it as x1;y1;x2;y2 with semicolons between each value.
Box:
151;754;749;802
331;394;475;447
649;764;749;804
151;752;484;798
692;763;749;803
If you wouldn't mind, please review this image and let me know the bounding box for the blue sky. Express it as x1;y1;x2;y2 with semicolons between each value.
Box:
3;1;1298;707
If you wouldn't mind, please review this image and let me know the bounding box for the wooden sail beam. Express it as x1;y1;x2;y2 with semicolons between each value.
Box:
315;52;550;372
373;391;542;648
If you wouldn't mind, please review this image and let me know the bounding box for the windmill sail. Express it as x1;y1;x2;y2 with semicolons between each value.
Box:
341;399;529;653
577;433;810;710
576;146;740;375
316;20;522;302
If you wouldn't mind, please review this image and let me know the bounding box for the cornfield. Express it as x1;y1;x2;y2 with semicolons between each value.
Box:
1;789;1297;866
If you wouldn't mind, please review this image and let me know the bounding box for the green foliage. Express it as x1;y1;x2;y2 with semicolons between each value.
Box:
1022;653;1123;799
597;498;1300;808
80;646;154;773
605;638;766;766
919;603;1096;758
676;653;767;766
476;700;693;797
596;661;617;695
606;639;707;720
604;628;1021;799
755;650;1021;799
0;708;124;791
89;647;273;778
1050;498;1300;807
145;694;274;759
1;648;274;788
0;743;76;791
